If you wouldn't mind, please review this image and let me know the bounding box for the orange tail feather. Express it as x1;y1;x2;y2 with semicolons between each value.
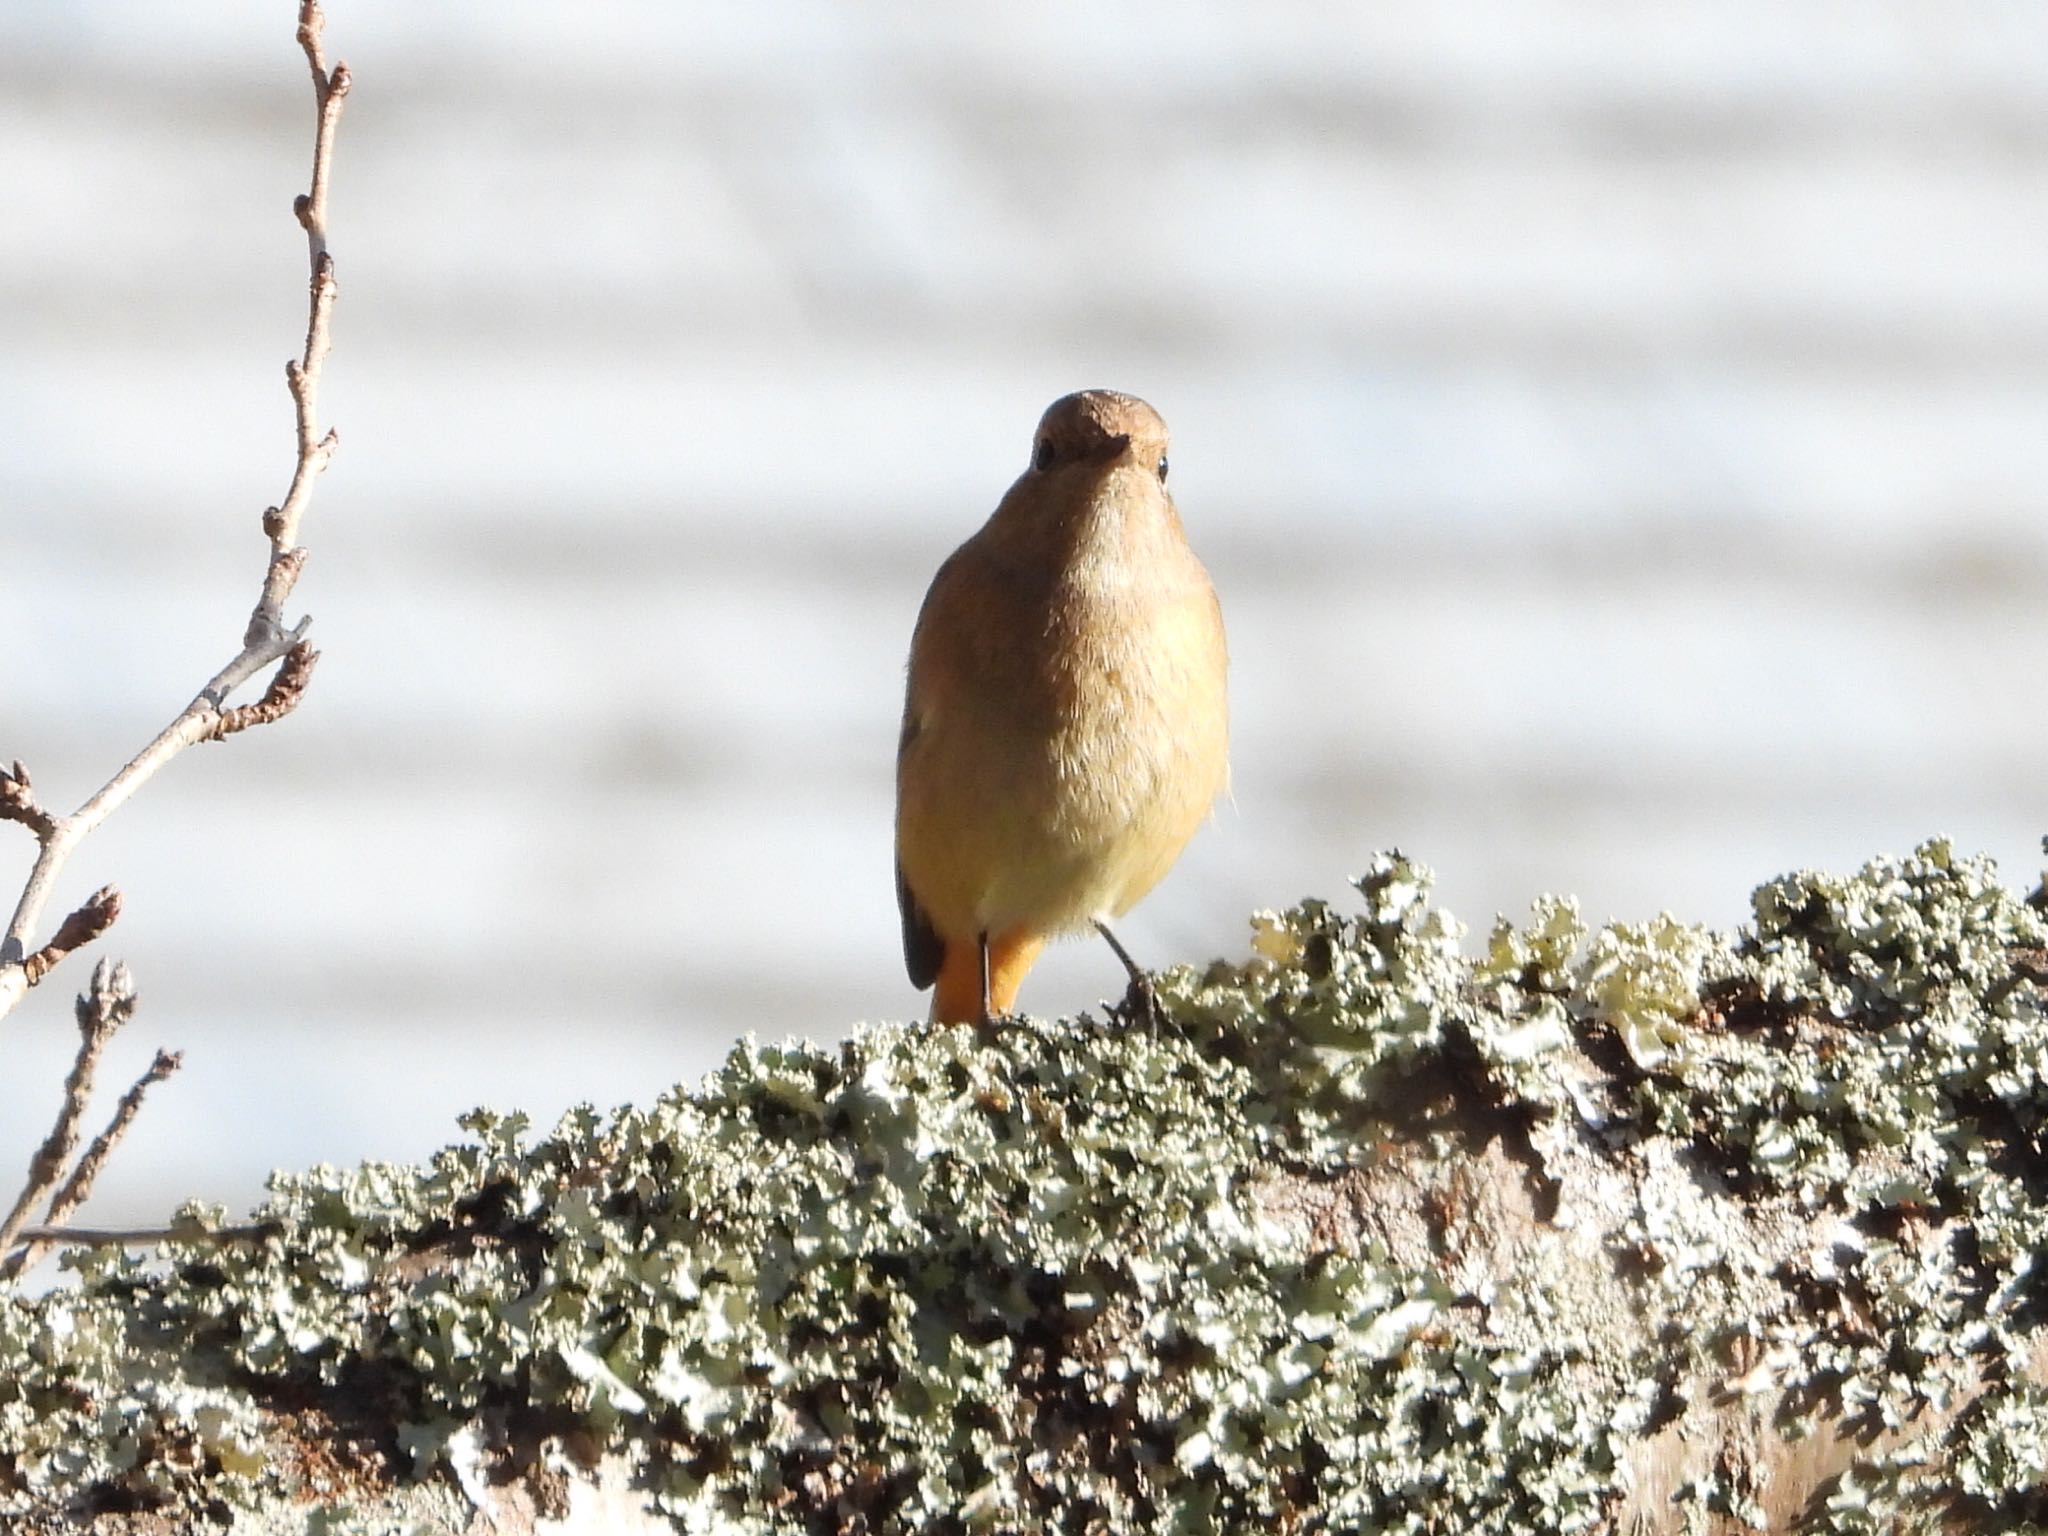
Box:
929;929;1046;1025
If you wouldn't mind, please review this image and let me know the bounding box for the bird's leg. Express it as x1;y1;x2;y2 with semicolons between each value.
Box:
1094;919;1164;1030
976;931;993;1029
980;930;1047;1031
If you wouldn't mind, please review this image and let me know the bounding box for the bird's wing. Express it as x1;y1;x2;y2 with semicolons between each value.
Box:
895;607;949;991
895;853;946;991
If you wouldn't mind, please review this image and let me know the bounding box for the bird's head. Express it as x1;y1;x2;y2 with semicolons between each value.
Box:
1027;389;1171;491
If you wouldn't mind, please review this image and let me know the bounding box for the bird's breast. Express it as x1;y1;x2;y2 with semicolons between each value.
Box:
1034;565;1228;832
896;494;1228;938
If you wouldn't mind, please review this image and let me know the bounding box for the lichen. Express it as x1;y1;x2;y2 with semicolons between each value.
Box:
3;839;2048;1533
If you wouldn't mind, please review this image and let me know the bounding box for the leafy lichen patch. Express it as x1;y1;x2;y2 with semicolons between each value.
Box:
4;841;2048;1532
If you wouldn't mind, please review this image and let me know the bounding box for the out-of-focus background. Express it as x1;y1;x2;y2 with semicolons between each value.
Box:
2;2;2045;1227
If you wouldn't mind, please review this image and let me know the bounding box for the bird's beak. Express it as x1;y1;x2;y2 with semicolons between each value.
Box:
1088;432;1133;465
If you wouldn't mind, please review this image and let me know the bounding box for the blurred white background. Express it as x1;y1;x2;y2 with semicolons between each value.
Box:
2;2;2045;1228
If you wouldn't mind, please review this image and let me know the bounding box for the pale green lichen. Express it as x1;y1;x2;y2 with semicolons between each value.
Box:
3;840;2048;1533
1581;913;1721;1072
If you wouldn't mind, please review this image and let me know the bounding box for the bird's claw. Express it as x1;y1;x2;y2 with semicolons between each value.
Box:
971;1008;1025;1036
1114;970;1166;1033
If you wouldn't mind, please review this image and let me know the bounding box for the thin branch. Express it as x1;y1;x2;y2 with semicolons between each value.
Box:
6;1221;275;1251
44;1050;183;1230
0;959;136;1263
3;1049;183;1282
294;0;347;267
0;634;306;994
250;1;350;647
0;761;56;841
209;641;321;741
0;2;348;1022
19;885;121;987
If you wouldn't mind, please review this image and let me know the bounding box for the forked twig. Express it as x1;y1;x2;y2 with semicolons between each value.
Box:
3;1044;184;1282
209;641;322;741
2;4;350;1284
0;960;138;1269
0;1;348;1019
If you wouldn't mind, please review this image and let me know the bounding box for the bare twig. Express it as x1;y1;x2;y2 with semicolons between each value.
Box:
250;1;350;648
4;1048;183;1281
0;761;57;840
6;1220;275;1251
19;885;122;986
44;1050;183;1231
209;641;322;741
0;3;348;1020
0;959;137;1264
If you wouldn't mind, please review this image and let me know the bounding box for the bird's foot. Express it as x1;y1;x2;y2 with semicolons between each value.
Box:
1113;970;1166;1033
1093;919;1169;1033
971;1008;1027;1036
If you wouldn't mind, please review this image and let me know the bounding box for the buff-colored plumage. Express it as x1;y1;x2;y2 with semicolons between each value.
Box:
895;390;1229;1025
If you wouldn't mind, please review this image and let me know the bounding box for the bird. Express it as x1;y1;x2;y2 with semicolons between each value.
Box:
894;389;1229;1027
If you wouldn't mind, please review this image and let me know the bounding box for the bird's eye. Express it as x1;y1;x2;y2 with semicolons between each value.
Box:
1033;437;1056;472
1156;455;1169;483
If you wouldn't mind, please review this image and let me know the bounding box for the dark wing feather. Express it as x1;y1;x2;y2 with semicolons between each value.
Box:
895;700;946;990
896;857;945;990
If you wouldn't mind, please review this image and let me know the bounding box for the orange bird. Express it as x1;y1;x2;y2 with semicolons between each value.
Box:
895;389;1229;1026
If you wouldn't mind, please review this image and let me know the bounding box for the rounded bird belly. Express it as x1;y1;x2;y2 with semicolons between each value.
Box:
965;672;1223;937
